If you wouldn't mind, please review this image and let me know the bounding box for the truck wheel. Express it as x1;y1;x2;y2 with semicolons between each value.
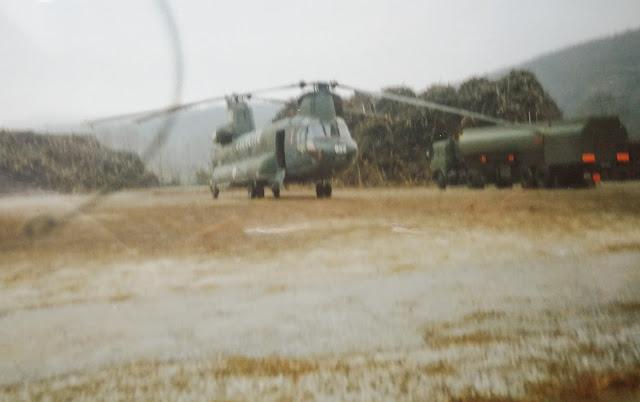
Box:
467;171;484;189
496;179;513;189
535;169;549;188
520;168;535;189
435;171;446;190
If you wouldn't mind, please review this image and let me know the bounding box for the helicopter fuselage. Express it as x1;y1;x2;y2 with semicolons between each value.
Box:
211;115;357;198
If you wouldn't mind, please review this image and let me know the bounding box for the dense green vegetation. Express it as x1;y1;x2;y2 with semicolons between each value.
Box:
0;131;159;193
339;70;561;186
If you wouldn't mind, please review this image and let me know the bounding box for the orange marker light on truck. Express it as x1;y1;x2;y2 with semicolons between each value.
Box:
508;154;514;162
582;153;596;163
592;173;601;182
481;155;486;163
617;152;630;162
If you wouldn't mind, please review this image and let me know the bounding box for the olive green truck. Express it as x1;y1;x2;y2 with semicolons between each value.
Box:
429;117;630;189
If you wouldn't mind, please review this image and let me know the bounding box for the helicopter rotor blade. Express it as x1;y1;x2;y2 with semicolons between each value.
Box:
250;95;290;104
130;83;308;123
343;106;388;119
84;81;317;127
339;84;515;126
84;107;168;127
248;81;308;95
133;95;230;123
83;95;229;127
133;83;308;123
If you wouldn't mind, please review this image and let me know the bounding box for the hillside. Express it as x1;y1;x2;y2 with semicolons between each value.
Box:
0;131;158;193
512;28;640;139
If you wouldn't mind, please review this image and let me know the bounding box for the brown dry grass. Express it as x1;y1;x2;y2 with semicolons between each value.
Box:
2;184;640;270
107;293;134;303
423;329;514;349
217;356;317;378
612;301;640;312
422;360;457;376
0;356;318;400
2;184;640;400
600;242;640;253
525;366;640;401
5;355;636;401
452;397;521;402
391;263;416;273
462;310;507;323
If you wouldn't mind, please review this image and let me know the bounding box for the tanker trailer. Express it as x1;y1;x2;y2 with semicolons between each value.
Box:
458;125;542;188
429;118;629;190
522;117;628;187
429;125;542;189
587;116;630;180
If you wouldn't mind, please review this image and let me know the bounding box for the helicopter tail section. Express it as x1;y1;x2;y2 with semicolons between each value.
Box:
214;96;256;145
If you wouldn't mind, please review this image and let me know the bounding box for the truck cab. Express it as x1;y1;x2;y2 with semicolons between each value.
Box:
430;138;468;189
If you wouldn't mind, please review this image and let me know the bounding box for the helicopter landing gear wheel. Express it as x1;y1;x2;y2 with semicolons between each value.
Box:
272;187;280;199
257;184;265;198
248;183;257;199
210;184;219;199
435;171;446;190
316;182;332;198
323;183;332;198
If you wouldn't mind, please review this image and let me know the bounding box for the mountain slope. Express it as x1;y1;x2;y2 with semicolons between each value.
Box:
512;28;640;139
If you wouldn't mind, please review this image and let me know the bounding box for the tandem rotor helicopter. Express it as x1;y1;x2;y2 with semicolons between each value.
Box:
89;80;509;200
209;81;358;199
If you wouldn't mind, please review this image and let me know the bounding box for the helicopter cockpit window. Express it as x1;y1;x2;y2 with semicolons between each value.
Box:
308;122;341;139
322;123;340;138
307;123;326;139
337;118;353;139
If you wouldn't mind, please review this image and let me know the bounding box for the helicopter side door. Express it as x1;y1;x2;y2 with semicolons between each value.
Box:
276;129;286;168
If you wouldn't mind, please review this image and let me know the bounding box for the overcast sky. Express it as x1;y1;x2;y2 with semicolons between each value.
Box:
1;0;639;127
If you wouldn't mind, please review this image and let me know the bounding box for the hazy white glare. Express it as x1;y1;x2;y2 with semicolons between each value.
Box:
0;0;639;127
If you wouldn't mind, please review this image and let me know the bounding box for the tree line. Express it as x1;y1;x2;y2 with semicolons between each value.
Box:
0;131;159;193
334;70;563;186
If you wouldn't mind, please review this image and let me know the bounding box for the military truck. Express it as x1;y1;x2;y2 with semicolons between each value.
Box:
429;117;629;189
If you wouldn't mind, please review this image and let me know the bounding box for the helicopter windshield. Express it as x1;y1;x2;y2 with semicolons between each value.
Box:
337;118;352;139
307;121;341;139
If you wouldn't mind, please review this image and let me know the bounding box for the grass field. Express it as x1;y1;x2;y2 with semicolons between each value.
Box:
1;183;640;400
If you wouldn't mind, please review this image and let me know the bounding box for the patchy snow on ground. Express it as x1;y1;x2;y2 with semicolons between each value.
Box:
1;184;640;400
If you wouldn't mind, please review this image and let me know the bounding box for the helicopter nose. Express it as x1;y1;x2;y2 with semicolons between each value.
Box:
346;142;358;161
314;140;357;166
340;142;358;165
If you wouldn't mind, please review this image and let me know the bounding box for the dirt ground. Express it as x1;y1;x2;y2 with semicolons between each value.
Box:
1;183;640;401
